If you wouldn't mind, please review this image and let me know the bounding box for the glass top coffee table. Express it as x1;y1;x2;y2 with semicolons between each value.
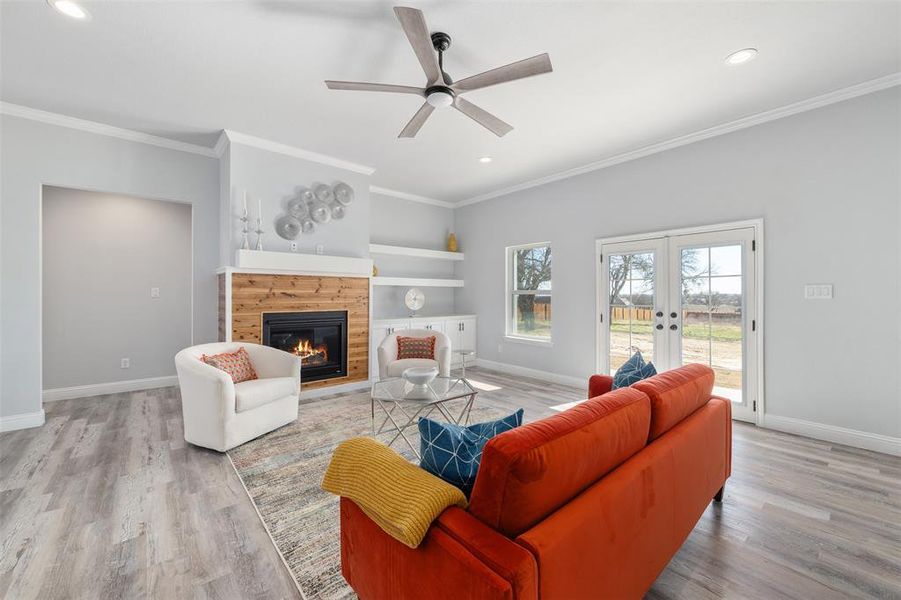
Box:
371;377;478;459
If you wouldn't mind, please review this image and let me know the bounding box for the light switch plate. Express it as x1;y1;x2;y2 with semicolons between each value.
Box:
150;287;160;298
315;244;325;255
121;358;130;369
804;284;833;300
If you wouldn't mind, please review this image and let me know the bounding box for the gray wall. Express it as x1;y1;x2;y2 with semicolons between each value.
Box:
0;114;220;420
225;142;371;261
42;187;192;389
455;87;900;438
370;192;457;318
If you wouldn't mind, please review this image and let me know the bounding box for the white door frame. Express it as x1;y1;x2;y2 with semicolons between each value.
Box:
595;219;765;424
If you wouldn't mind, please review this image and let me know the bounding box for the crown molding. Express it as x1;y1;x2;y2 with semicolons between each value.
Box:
369;185;455;209
213;130;229;157
0;102;219;158
222;129;375;175
456;72;901;208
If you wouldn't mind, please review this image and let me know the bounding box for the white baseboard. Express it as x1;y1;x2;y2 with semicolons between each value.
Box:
0;409;46;432
300;379;371;400
761;414;901;457
474;358;586;389
43;375;179;402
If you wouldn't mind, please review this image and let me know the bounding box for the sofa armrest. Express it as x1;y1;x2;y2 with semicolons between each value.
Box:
341;498;528;600
437;507;538;600
588;374;614;398
243;343;301;382
174;353;236;450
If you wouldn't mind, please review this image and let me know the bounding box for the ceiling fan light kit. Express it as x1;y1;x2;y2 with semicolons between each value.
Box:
324;6;553;138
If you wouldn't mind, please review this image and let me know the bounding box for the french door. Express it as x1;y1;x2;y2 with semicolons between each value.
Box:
597;224;759;423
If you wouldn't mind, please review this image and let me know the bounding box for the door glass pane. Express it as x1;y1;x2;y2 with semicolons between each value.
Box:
609;252;655;371
680;245;743;402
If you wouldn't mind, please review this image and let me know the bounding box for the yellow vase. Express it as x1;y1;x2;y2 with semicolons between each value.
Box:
372;264;379;277
447;233;458;252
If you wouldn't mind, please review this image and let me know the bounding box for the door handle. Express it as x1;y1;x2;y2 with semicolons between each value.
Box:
656;311;664;318
670;324;678;330
670;312;678;319
656;324;664;330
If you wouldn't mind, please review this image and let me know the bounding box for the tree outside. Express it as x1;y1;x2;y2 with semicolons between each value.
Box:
512;245;551;337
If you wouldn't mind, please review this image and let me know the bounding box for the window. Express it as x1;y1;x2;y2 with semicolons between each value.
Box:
506;242;552;342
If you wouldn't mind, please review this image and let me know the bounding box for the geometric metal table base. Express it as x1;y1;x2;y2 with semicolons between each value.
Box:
370;377;477;460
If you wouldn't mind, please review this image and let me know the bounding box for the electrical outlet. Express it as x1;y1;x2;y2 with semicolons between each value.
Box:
315;244;325;255
497;343;503;354
121;358;130;369
150;287;160;298
290;242;298;252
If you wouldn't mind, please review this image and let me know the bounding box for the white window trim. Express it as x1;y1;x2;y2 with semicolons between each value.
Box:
505;241;553;344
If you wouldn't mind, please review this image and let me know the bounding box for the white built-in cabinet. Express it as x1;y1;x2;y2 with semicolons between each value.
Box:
370;315;477;377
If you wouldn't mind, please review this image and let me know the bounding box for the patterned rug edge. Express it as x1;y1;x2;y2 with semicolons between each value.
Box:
226;451;308;600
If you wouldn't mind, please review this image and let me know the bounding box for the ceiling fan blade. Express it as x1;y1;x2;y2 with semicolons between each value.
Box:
394;7;442;85
452;53;553;93
325;81;424;95
398;102;435;138
453;97;513;137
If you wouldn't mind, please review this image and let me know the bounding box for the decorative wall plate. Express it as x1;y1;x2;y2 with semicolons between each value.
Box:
330;204;346;219
275;215;302;240
314;184;335;204
333;182;355;206
287;196;309;218
310;200;331;223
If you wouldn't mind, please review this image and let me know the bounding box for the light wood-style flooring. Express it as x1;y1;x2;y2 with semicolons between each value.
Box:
2;367;899;599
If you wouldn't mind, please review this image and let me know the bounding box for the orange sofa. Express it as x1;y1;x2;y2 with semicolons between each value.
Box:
340;364;732;599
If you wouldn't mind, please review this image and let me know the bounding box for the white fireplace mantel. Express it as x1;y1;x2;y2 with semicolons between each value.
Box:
217;249;373;278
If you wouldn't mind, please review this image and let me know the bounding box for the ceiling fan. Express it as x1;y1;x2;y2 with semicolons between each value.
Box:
325;6;553;138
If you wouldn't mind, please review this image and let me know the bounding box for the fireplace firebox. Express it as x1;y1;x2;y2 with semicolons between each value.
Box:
262;311;348;383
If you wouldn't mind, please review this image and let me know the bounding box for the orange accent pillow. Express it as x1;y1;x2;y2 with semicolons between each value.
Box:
201;347;258;384
396;336;437;360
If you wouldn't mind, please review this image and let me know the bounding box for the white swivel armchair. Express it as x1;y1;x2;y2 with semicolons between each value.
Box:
174;342;300;452
377;328;451;380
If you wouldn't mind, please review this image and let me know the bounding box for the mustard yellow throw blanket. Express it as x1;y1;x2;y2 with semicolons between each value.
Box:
321;437;467;548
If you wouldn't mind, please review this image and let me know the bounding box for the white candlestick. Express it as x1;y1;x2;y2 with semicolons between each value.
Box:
243;190;247;214
258;197;262;220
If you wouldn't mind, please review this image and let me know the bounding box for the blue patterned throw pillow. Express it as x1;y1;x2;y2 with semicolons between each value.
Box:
419;409;524;496
612;351;657;389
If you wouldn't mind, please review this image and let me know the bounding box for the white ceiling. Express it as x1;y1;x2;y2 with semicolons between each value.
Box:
2;1;899;202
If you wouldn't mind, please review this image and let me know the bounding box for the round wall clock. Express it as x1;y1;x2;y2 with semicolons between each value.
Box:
404;287;425;316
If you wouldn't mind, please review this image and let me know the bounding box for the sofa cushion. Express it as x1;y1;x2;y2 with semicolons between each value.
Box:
419;409;524;496
386;358;438;378
202;347;257;383
632;363;714;442
612;351;645;389
467;387;650;537
397;335;437;360
614;360;658;389
234;376;297;412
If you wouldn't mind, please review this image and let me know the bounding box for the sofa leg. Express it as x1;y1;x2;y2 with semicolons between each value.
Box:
713;485;725;503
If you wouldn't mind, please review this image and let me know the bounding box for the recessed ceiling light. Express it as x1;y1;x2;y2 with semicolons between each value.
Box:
724;48;758;66
478;156;492;163
47;0;91;21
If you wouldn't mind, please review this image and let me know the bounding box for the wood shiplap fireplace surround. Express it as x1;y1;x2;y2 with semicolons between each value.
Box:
218;259;370;391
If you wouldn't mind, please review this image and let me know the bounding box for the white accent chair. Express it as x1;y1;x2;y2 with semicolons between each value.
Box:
174;342;300;452
377;329;451;380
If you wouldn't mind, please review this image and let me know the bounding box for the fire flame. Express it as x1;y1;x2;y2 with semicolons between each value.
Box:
294;338;328;363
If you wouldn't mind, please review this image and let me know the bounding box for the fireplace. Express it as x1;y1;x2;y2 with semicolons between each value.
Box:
262;311;348;383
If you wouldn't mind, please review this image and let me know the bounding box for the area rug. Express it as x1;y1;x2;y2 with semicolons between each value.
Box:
227;389;512;600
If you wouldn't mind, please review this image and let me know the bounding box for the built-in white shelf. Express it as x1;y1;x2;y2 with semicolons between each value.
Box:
369;243;464;261
372;276;464;288
232;249;372;277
